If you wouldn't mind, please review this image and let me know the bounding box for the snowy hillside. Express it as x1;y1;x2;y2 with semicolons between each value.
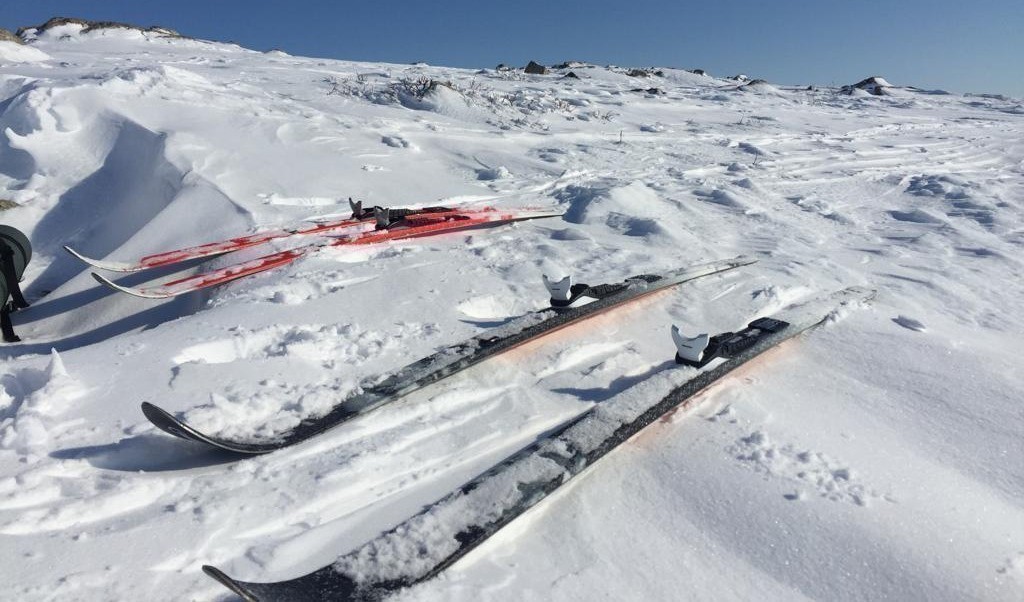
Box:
1;19;1022;601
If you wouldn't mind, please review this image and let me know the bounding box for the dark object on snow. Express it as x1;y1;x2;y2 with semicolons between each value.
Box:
0;28;23;44
731;74;750;82
0;225;31;342
689;68;707;76
563;71;579;79
630;87;664;95
524;60;547;75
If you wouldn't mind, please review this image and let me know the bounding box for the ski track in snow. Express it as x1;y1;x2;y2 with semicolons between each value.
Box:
0;23;1022;602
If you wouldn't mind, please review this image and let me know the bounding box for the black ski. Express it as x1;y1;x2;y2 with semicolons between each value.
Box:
202;286;874;601
142;256;756;454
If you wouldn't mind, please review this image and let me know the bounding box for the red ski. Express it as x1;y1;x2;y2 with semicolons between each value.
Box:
64;200;460;273
92;207;563;298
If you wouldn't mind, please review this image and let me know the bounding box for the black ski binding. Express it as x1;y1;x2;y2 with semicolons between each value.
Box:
673;316;790;367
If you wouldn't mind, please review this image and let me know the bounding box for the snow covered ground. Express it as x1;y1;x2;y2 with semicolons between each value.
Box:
0;21;1022;601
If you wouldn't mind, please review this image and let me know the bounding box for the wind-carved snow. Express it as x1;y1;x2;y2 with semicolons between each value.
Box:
0;41;51;64
0;350;87;454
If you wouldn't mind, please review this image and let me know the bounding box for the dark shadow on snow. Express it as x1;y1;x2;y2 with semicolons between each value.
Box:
50;433;243;472
551;360;676;403
27;119;182;297
15;255;210;324
459;317;514;329
0;284;207;358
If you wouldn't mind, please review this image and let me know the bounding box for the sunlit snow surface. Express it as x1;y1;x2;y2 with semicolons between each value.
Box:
0;23;1022;601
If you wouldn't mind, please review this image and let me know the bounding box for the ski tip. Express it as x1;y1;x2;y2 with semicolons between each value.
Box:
140;401;175;424
91;272;169;299
141;401;281;454
141;401;195;442
515;208;566;220
65;246;137;272
63;244;87;261
141;401;219;447
65;245;143;272
203;566;259;602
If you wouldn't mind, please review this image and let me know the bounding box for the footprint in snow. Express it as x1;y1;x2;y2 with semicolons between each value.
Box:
728;429;885;507
892;315;927;332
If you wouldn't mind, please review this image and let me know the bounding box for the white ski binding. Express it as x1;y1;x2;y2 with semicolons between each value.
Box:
543;274;593;308
671;325;711;366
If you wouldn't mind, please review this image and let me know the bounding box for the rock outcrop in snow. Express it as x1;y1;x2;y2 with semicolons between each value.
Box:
842;75;895;96
17;16;180;39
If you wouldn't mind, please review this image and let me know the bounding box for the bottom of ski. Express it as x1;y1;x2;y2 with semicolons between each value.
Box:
202;286;875;601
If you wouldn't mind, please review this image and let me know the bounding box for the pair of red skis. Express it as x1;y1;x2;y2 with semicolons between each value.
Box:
65;200;563;298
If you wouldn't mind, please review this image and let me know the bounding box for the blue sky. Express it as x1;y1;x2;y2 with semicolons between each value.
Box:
2;0;1021;96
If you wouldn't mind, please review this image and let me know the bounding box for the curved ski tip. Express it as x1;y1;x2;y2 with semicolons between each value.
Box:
203;566;259;602
63;244;87;261
140;401;176;424
91;272;168;299
141;401;281;454
65;245;137;272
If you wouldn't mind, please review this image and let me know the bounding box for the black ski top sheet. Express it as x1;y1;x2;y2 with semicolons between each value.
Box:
144;256;757;454
202;286;875;601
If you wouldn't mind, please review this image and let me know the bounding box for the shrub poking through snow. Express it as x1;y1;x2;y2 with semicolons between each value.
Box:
624;67;665;78
0;28;23;44
323;73;576;128
18;17;180;38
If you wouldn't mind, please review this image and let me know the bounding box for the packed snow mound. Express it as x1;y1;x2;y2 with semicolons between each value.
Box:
739;79;787;96
0;41;51;63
